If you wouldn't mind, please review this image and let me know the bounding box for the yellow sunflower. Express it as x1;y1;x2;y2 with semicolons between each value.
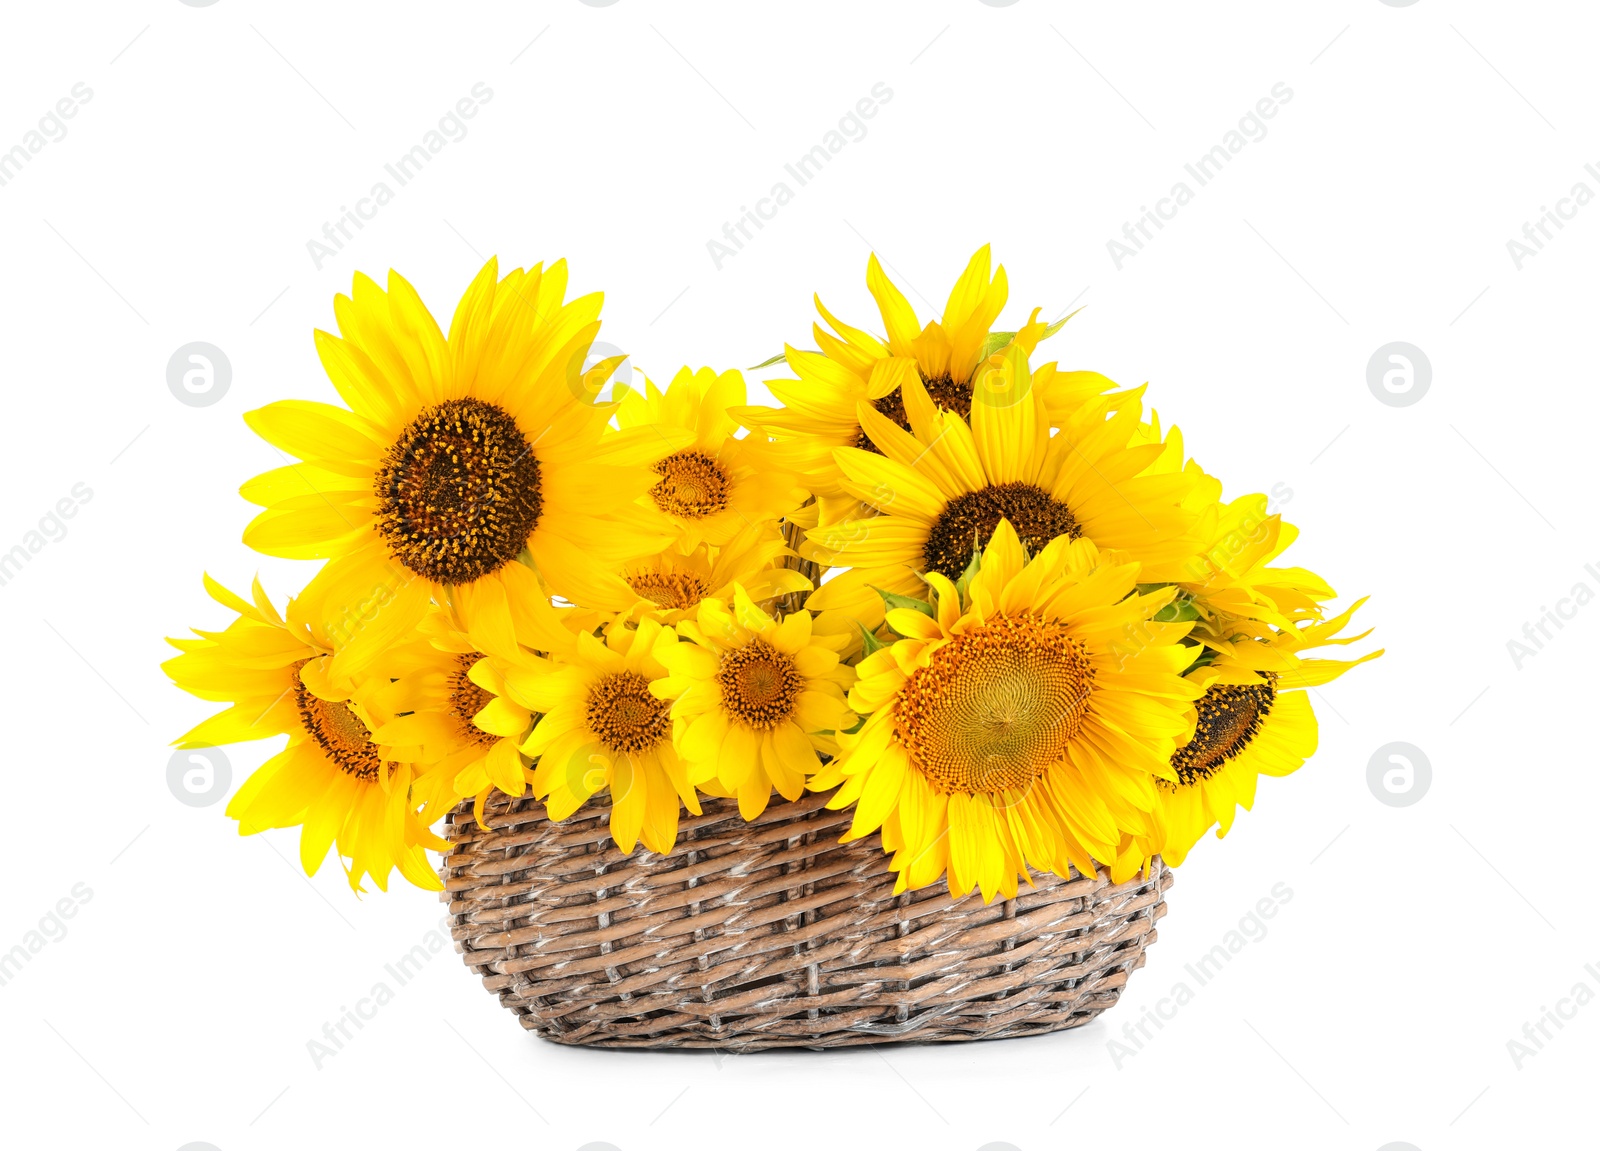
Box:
1181;492;1338;636
504;619;698;855
806;343;1202;625
367;615;529;830
240;258;683;678
1140;601;1382;867
1130;413;1334;635
736;246;1120;502
812;522;1202;902
611;521;813;625
652;588;856;820
163;576;446;891
616;366;808;550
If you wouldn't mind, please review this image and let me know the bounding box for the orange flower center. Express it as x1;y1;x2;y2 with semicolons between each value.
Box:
447;653;498;748
627;566;710;610
651;450;730;519
586;671;671;755
293;662;385;782
893;615;1094;795
716;638;801;730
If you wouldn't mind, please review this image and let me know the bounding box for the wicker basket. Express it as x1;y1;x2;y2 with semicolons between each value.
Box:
440;789;1171;1050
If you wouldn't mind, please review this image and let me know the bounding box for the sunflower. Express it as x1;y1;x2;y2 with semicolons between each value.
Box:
501;619;698;855
736;246;1120;503
616;366;808;551
652;588;856;820
812;522;1202;902
1180;492;1339;637
612;521;813;625
240;258;683;678
806;343;1203;625
367;611;535;830
163;576;446;891
1140;601;1382;867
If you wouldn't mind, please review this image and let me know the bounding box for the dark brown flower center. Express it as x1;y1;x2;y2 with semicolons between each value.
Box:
447;652;498;747
373;397;542;584
922;482;1081;581
1169;677;1277;786
716;638;801;730
293;661;385;782
586;671;671;755
651;450;730;519
854;372;972;451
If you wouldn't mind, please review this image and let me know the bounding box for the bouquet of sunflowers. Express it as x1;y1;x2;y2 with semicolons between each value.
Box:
166;247;1378;906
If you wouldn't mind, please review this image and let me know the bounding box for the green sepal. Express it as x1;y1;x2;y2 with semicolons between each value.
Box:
977;330;1015;362
748;348;820;371
856;620;888;657
954;548;983;599
871;585;935;619
1154;598;1201;623
1180;645;1219;677
1043;308;1082;339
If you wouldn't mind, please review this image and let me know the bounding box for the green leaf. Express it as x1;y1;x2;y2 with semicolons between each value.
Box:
1137;583;1200;622
977;310;1078;366
747;348;820;371
871;585;935;619
1181;645;1218;676
856;620;887;657
954;548;983;599
977;330;1016;362
1042;307;1082;340
1154;598;1200;623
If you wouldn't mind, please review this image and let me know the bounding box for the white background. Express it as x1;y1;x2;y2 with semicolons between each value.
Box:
0;2;1594;1149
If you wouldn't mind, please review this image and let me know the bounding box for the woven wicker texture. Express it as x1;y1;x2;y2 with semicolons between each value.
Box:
441;789;1171;1050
